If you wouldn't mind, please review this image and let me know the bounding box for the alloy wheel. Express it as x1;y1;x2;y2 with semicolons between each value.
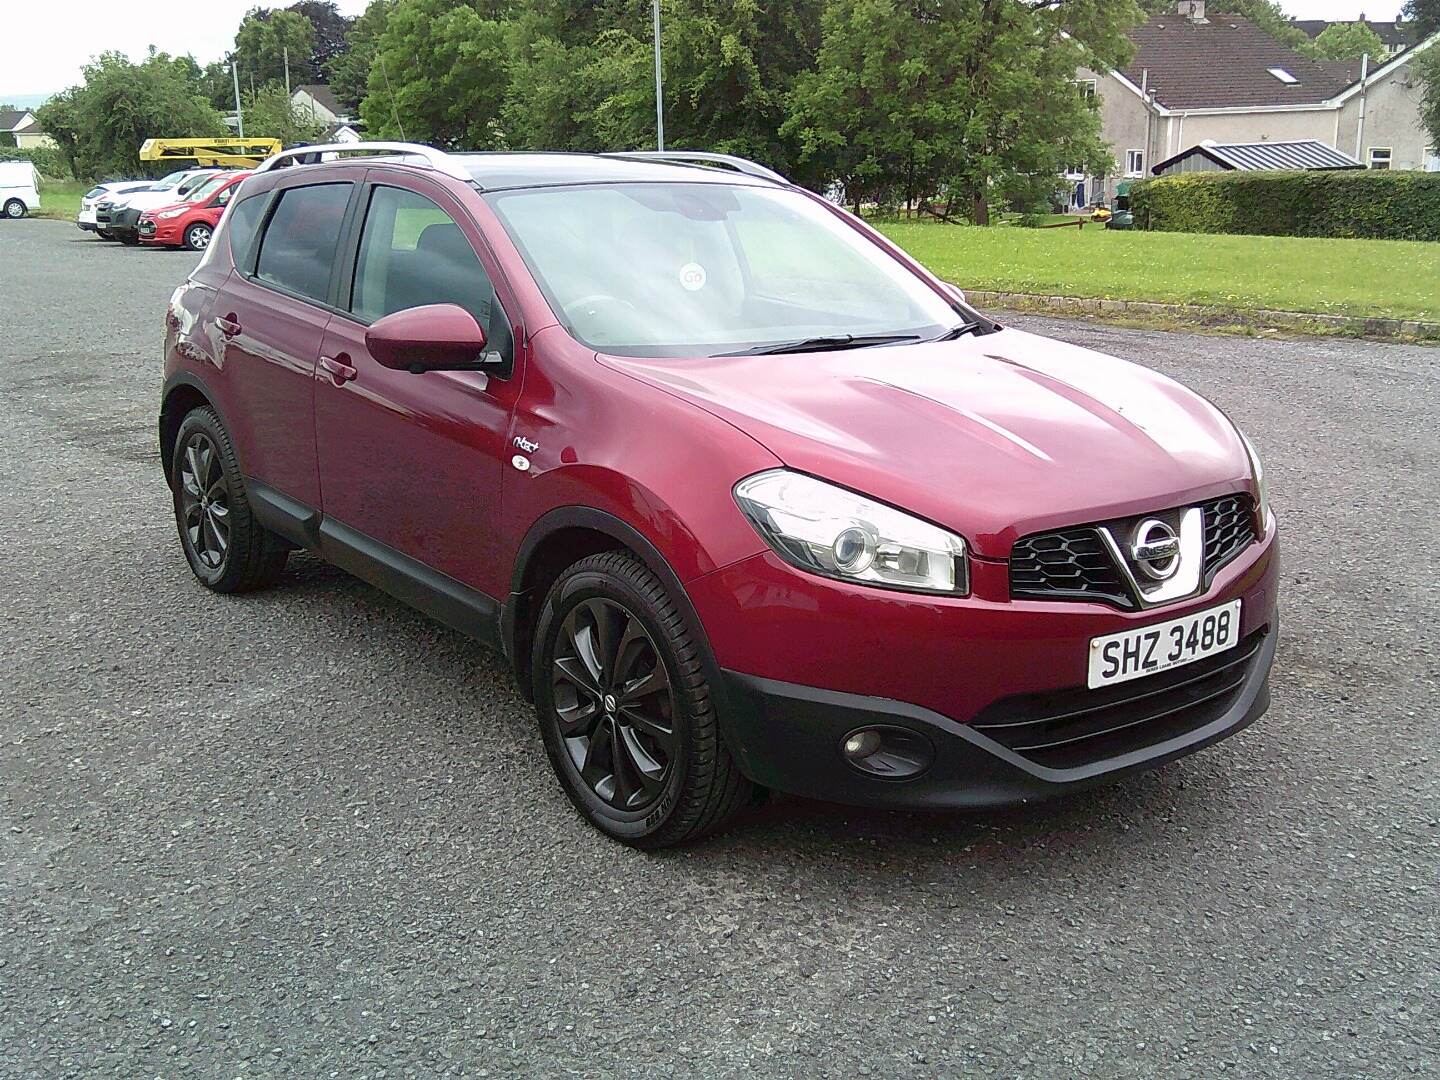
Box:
187;225;211;250
177;432;230;571
550;597;676;811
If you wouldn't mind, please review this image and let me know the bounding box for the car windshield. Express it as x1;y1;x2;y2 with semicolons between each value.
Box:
485;182;960;357
183;173;232;202
154;171;190;190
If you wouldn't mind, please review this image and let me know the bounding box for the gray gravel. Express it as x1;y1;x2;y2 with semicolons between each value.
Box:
1;217;1436;1078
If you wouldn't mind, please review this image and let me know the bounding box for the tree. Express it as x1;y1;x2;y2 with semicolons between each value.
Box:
234;8;317;91
1308;21;1387;61
786;0;1140;222
359;0;511;148
242;85;328;145
288;1;355;77
1403;0;1439;39
329;0;396;111
36;52;227;179
1418;46;1440;152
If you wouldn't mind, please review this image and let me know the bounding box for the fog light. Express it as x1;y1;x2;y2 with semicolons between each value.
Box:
839;725;935;780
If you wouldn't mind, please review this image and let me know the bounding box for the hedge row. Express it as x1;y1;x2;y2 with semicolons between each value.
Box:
1130;169;1440;242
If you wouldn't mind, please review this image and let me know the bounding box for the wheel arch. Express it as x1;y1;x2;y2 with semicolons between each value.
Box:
159;372;226;483
504;507;733;724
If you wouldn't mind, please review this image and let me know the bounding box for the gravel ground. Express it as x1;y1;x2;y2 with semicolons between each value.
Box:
0;217;1436;1078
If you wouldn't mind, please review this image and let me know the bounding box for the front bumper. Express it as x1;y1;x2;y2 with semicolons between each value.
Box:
106;206;144;236
693;523;1279;808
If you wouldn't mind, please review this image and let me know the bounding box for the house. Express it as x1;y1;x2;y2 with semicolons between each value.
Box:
0;108;54;151
1152;138;1363;175
1292;16;1418;58
291;84;350;126
1075;1;1439;209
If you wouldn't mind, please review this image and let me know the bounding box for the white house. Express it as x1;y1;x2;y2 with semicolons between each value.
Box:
1076;1;1439;208
0;108;55;151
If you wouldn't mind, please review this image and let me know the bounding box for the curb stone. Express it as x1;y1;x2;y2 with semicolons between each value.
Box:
964;290;1440;342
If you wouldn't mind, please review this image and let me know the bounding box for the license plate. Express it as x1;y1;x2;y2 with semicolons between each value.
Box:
1087;600;1241;689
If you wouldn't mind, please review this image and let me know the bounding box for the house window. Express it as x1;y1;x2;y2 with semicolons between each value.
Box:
1268;67;1298;84
1367;147;1392;170
1064;163;1085;179
1125;150;1145;177
1076;79;1097;100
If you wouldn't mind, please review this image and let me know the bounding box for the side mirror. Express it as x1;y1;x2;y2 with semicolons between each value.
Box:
365;303;491;373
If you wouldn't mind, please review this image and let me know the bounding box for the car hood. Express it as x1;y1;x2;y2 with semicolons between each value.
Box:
142;200;189;217
114;189;183;210
599;329;1252;557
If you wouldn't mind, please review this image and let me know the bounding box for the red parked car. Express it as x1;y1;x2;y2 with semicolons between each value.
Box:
160;144;1278;846
139;170;251;251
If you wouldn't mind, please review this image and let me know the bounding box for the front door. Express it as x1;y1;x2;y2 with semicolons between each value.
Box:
212;179;357;506
313;177;523;594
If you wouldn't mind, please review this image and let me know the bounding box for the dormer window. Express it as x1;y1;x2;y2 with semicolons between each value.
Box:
1268;68;1298;84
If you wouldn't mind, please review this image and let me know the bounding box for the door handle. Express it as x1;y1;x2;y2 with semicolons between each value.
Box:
213;314;241;337
320;353;358;385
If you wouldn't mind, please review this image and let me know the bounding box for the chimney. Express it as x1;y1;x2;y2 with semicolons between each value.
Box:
1178;1;1207;22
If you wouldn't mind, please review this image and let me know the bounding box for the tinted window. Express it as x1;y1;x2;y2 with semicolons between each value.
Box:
226;194;267;270
255;183;353;303
350;185;493;327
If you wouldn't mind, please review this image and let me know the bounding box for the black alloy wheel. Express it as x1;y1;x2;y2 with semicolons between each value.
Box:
169;406;288;593
551;596;677;811
532;551;753;846
177;431;231;573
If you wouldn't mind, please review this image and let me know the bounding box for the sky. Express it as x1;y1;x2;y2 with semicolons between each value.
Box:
0;0;1413;105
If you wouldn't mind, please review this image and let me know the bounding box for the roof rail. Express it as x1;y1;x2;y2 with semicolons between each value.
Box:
252;141;473;181
603;150;788;184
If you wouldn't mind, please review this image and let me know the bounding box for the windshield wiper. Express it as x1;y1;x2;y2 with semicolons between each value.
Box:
718;333;920;357
929;320;987;341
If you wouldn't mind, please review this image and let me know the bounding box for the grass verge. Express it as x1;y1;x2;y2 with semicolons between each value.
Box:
873;218;1440;324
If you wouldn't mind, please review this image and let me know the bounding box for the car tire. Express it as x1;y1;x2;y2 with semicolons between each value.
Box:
170;407;288;593
532;551;752;847
97;229;115;240
183;223;213;251
3;199;25;219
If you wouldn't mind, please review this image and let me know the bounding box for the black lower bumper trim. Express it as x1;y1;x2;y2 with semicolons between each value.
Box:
720;626;1275;810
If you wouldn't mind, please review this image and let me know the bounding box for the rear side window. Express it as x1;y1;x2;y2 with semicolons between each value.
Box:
225;194;267;270
254;183;353;303
350;185;494;326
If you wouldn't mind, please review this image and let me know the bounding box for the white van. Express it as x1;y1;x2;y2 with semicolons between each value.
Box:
0;161;41;219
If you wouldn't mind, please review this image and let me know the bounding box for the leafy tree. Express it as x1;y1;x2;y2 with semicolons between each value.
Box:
242;85;328;145
288;1;355;77
786;0;1139;222
234;8;317;91
1418;46;1440;152
359;0;511;148
1308;21;1387;61
35;52;227;179
329;0;396;111
1403;0;1439;38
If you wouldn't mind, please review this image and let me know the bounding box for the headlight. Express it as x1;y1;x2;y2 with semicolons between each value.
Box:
157;208;185;219
733;469;968;594
1236;428;1270;530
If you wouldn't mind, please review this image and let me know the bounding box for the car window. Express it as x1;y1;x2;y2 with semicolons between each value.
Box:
176;172;217;197
486;182;956;357
184;173;232;203
226;193;268;270
254;183;353;303
214;185;236;207
350;185;494;327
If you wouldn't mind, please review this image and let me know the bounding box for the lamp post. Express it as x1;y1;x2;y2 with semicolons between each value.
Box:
232;61;244;138
652;0;664;151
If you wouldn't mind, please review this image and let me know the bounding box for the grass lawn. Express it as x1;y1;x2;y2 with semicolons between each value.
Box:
32;179;88;222
874;218;1440;323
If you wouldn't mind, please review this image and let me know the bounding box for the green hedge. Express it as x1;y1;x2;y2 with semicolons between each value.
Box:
1130;169;1440;241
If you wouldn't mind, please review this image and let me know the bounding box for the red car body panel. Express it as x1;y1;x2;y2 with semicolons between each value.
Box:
161;153;1279;812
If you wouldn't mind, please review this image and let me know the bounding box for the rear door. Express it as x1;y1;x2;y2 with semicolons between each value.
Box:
210;174;361;508
313;172;523;591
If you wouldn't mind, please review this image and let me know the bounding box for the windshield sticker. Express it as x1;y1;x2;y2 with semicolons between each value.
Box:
679;262;707;292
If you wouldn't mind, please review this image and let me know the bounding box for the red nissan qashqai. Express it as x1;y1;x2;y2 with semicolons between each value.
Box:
160;144;1278;846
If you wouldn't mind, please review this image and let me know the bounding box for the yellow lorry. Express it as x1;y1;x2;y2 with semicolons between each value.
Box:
138;138;283;169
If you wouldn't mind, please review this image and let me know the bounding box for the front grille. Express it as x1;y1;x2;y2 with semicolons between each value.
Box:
1202;494;1257;577
970;629;1268;770
1010;493;1259;607
1009;527;1133;608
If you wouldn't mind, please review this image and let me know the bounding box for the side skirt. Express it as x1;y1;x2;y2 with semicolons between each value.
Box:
248;477;503;651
